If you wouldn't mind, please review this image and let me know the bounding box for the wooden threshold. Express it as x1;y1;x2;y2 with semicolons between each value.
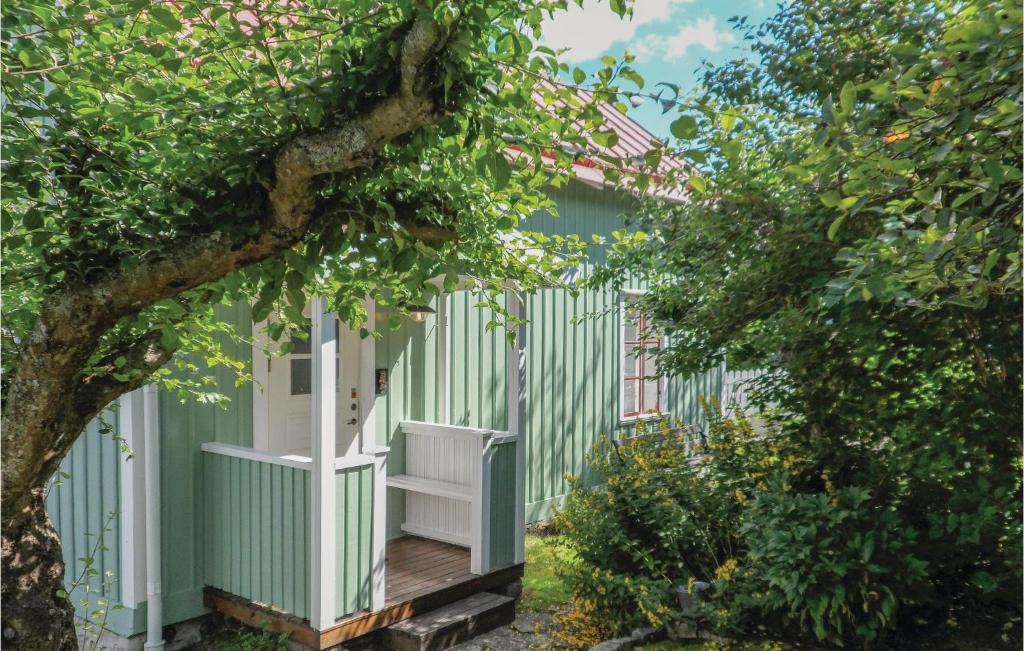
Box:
204;536;524;650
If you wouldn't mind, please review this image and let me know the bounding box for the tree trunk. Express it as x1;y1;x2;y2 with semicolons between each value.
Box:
1;488;77;650
0;20;449;648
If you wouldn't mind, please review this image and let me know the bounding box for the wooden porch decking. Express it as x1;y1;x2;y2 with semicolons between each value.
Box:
204;536;524;650
386;536;472;603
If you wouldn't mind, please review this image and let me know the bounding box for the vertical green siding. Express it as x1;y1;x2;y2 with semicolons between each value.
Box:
519;183;630;521
449;293;508;430
160;301;254;622
46;406;123;607
487;442;518;568
203;453;310;619
667;363;726;430
374;309;447;539
520;183;731;520
334;464;375;618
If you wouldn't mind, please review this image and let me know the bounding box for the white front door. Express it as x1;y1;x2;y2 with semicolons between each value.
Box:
264;319;364;457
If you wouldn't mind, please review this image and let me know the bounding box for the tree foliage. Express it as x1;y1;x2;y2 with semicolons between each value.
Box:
0;1;665;647
586;0;1022;644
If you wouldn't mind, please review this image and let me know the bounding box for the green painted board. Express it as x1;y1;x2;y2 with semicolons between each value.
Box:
202;453;311;620
488;442;518;568
335;464;374;619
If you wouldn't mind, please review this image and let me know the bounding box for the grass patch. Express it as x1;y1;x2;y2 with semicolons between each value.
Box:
521;533;574;612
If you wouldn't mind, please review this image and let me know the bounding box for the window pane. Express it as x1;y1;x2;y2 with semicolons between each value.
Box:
290;358;312;395
623;347;638;377
643;352;658;379
290;327;311;355
623;379;638;415
623;319;638;342
642;379;660;413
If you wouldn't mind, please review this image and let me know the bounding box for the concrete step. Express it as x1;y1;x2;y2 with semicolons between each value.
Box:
381;593;516;651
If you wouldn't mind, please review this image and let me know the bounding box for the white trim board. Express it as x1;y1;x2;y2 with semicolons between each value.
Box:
200;442;314;471
399;420;510;440
309;297;338;630
117;390;146;608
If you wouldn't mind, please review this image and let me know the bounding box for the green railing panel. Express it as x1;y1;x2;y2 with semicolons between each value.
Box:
203;453;310;620
488;441;518;568
335;464;374;619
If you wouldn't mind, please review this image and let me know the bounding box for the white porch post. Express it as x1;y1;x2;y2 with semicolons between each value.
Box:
359;297;387;612
438;292;450;424
359;297;377;456
142;384;165;650
310;296;337;629
470;432;493;575
506;288;527;564
117;391;146;609
370;447;387;611
251;322;270;450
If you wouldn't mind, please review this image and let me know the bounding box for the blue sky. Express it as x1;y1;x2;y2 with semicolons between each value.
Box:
540;0;775;138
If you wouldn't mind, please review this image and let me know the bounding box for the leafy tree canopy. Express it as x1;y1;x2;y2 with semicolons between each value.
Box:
1;0;663;401
590;0;1022;642
1;2;669;646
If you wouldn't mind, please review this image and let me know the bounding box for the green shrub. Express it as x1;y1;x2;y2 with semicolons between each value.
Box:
554;418;745;633
556;410;1022;647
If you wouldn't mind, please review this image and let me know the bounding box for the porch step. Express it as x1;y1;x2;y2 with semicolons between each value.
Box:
387;474;472;502
381;592;515;651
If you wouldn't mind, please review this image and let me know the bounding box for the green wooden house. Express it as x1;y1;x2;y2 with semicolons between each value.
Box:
47;111;744;650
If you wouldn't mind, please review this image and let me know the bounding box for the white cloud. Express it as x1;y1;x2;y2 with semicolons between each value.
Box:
630;15;737;61
540;0;694;63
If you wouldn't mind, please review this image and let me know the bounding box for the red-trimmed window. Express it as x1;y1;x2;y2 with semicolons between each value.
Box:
622;303;663;418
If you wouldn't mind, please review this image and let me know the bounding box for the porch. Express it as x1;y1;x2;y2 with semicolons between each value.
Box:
203;536;524;649
198;287;527;646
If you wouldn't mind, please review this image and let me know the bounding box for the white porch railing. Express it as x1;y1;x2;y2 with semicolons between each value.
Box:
390;420;517;575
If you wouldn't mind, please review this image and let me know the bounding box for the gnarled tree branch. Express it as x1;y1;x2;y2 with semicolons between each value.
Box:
2;16;451;519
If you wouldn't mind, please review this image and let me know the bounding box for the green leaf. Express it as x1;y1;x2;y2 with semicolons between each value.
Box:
159;328;179;351
837;196;858;211
682;149;707;164
719;111;737;132
307;101;324;128
393;250;416;273
670;115;698;140
820;190;843;208
148;6;181;34
839;81;857;114
827;215;845;241
931;141;954;163
22;208;43;230
688;175;707;194
572;68;586;85
129;81;157;102
971;571;998;593
492;154;512;190
444;271;459;292
592;130;620;148
982;159;1004;186
821;95;836;125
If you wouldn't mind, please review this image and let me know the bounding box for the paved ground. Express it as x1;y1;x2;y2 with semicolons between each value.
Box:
448;611;556;651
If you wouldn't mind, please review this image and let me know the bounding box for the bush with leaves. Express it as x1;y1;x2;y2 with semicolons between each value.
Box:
554;419;745;634
578;0;1021;646
558;404;1021;646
